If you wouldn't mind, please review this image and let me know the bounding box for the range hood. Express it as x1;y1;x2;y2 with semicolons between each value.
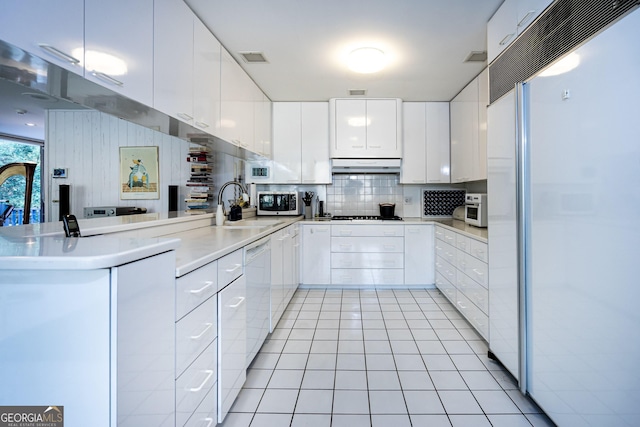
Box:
332;158;401;174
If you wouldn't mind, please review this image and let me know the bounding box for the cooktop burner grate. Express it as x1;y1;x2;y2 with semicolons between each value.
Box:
331;215;403;221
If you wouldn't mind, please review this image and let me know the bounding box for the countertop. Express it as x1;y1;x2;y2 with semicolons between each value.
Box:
299;217;488;242
0;234;180;270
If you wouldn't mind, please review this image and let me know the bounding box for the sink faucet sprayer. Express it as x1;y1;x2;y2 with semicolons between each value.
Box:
216;181;249;226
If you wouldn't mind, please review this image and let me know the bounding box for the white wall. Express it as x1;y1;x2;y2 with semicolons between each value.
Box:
45;110;192;221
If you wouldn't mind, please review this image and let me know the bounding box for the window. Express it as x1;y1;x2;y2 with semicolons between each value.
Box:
0;136;42;225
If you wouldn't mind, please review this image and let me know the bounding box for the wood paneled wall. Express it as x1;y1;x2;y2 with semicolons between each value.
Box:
45;110;191;221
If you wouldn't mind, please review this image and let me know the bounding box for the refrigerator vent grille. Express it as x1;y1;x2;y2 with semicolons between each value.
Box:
489;0;639;103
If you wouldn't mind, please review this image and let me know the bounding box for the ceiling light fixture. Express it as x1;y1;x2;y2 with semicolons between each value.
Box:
348;47;386;74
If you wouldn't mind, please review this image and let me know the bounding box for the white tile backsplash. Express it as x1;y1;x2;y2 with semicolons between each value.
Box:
329;174;404;216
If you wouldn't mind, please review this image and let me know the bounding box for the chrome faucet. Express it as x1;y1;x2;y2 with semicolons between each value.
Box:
217;181;248;215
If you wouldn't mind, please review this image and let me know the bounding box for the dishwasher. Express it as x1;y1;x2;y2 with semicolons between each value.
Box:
244;236;271;367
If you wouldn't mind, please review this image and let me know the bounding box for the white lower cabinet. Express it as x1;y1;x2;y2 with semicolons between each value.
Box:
330;224;404;286
217;275;247;423
301;224;331;285
270;224;299;330
404;225;435;285
434;225;489;339
176;341;217;427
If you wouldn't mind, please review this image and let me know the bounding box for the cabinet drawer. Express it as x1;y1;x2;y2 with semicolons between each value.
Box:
331;252;404;269
176;296;217;377
469;239;488;262
458;253;488;288
331;236;404;253
331;268;404;285
332;224;404;237
442;228;457;246
435;272;456;303
434;226;446;242
218;249;243;290
435;256;456;285
435;240;456;265
457;272;488;314
176;340;217;427
456;293;488;339
456;234;471;254
184;384;217;427
176;261;218;321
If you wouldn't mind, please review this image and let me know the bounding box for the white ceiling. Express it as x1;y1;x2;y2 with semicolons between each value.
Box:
185;0;502;102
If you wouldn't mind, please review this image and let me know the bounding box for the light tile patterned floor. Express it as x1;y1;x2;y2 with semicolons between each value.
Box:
221;288;556;427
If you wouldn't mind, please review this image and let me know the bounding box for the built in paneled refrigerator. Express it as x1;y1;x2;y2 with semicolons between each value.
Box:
487;2;640;426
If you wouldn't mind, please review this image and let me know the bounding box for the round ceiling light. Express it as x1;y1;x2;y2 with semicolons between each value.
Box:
348;47;386;74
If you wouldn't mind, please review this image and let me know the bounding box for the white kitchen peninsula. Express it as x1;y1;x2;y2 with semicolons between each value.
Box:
0;234;180;427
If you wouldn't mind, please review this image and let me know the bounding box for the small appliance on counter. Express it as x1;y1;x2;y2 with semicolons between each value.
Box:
453;205;466;221
257;191;301;216
464;193;487;227
83;206;147;219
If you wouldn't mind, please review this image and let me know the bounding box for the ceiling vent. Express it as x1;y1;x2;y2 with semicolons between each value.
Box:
464;51;488;62
239;52;268;63
348;89;367;96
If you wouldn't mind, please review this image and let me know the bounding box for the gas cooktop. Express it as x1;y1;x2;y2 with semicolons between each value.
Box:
331;215;404;221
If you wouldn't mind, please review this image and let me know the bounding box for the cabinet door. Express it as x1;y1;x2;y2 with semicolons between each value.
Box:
301;102;331;184
487;0;517;63
301;224;331;285
450;78;478;183
84;0;153;105
255;93;272;157
401;103;427;184
474;69;489;181
217;275;246;423
334;99;367;155
0;0;84;75
405;225;435;285
220;48;254;147
425;102;451;184
282;225;296;306
366;99;400;156
269;230;285;331
272;102;302;183
193;17;221;133
154;0;194;123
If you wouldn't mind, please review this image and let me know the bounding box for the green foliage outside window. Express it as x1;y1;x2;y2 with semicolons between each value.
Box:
0;139;42;210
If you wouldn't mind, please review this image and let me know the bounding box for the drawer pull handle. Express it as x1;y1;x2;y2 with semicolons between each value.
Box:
340;231;353;236
229;296;245;308
383;231;397;236
225;264;242;273
517;10;536;27
472;268;484;277
38;43;81;64
189;369;214;393
195;121;210;129
201;418;214;427
177;112;194;121
91;71;123;86
457;301;467;310
499;33;515;46
190;281;215;295
190;323;213;340
383;245;396;250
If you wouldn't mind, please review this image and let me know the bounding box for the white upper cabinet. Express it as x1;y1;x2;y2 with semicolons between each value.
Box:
272;103;302;183
401;102;451;184
0;0;85;75
487;0;553;63
220;49;256;149
85;0;154;106
301;102;331;184
330;99;402;158
193;17;221;133
154;0;195;123
450;69;488;183
426;102;452;184
254;91;272;158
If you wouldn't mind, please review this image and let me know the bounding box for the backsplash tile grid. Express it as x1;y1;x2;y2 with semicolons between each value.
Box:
423;190;466;216
327;174;403;217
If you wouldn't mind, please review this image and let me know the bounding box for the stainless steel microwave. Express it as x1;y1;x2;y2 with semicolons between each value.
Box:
257;191;301;216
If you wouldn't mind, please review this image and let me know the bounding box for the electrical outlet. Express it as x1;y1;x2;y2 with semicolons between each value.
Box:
404;196;412;204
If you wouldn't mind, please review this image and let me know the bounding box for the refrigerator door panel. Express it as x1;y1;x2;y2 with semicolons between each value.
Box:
527;8;640;426
487;89;520;381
